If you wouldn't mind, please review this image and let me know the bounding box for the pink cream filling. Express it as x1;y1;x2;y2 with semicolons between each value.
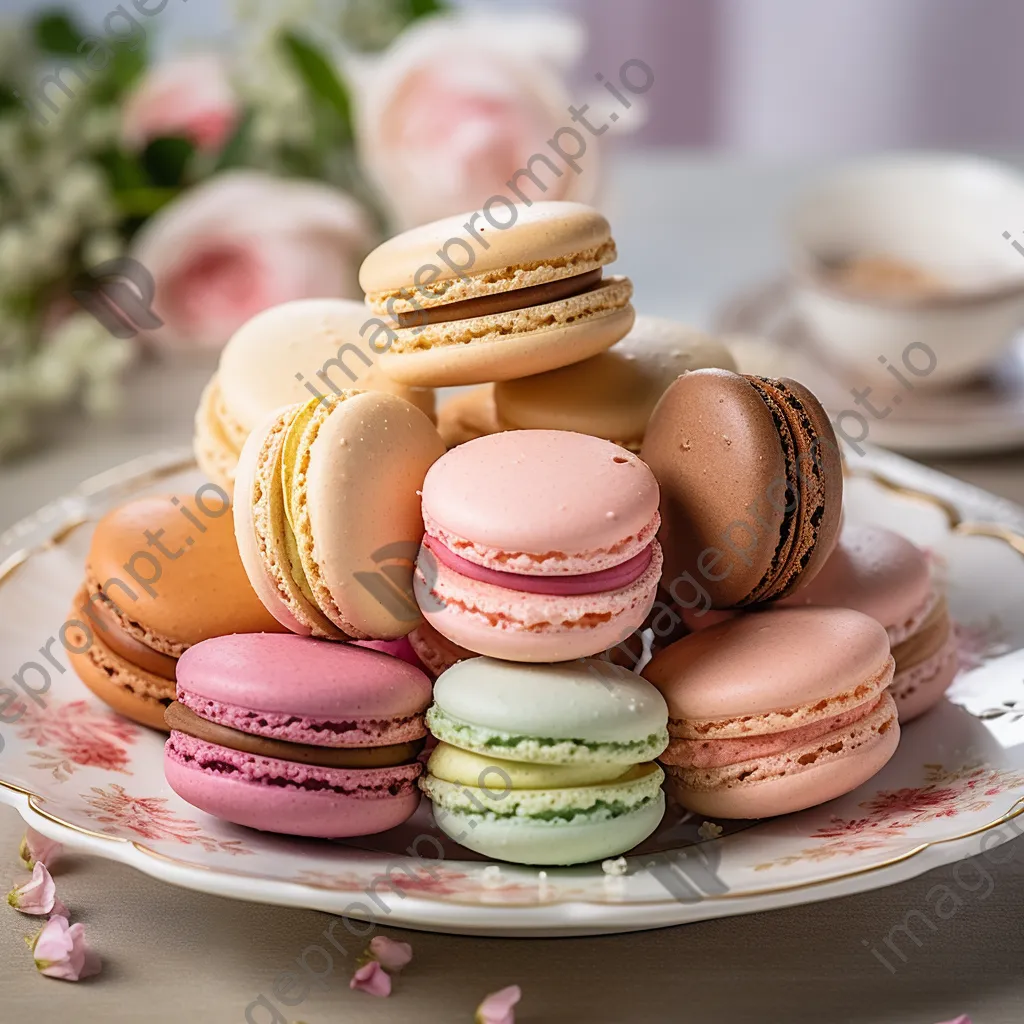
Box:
422;534;654;596
665;696;885;769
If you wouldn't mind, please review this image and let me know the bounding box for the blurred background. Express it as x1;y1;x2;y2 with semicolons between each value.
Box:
2;0;1024;523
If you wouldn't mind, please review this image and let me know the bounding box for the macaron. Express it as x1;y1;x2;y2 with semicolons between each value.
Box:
234;390;446;641
641;369;843;609
436;385;500;448
164;634;431;837
414;430;663;662
360;201;635;387
493;316;737;451
66;493;286;731
643;607;900;819
420;657;668;865
194;299;436;491
782;523;957;722
407;620;476;679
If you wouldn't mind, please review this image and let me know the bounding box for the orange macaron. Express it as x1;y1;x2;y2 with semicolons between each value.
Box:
67;492;285;730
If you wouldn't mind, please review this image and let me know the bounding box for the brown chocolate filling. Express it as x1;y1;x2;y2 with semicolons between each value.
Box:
82;588;178;680
164;702;424;768
396;268;603;328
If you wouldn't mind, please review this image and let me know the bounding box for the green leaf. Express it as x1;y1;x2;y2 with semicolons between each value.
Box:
213;109;253;171
406;0;448;19
281;32;353;141
95;148;148;192
141;136;195;188
87;39;148;105
33;11;85;54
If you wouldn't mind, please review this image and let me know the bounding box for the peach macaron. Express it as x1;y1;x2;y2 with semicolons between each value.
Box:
643;607;900;819
414;430;663;662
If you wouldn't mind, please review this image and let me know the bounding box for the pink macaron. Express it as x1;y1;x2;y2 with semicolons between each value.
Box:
782;523;957;722
643;607;900;819
164;634;432;838
413;430;663;662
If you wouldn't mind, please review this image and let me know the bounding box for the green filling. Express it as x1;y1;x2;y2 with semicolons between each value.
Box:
427;707;665;758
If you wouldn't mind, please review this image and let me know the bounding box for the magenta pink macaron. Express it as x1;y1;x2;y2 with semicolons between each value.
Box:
413;430;663;662
164;634;432;838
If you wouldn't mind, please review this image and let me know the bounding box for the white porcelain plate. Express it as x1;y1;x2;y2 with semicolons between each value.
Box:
1;448;1023;936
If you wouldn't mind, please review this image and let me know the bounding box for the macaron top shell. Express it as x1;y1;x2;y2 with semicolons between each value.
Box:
87;494;284;647
421;430;659;571
360;202;613;306
433;657;668;744
643;607;892;722
218;299;434;428
783;523;931;629
176;633;431;718
302;391;446;636
494;317;737;444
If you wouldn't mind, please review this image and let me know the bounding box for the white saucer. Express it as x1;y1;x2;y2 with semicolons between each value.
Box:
718;280;1024;456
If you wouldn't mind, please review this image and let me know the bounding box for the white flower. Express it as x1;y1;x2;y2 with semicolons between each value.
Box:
81;231;124;269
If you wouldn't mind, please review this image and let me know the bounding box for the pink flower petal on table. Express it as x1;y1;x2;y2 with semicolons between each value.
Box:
19;828;63;870
350;960;391;998
476;985;522;1024
368;935;413;973
31;915;101;981
935;1018;972;1024
7;863;59;915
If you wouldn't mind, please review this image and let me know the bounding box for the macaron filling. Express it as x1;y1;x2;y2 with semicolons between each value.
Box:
165;701;423;769
663;694;886;769
396;269;604;328
421;534;655;596
422;756;664;823
79;585;179;680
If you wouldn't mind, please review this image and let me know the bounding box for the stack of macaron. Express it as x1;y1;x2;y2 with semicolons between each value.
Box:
60;199;957;857
358;201;736;451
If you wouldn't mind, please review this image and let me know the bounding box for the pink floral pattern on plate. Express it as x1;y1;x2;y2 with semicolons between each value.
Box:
17;700;137;781
80;784;250;856
755;764;1024;870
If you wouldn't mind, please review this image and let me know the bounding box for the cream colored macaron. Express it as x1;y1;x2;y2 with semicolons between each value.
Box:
493;316;737;451
359;201;635;387
194;299;435;490
233;391;446;640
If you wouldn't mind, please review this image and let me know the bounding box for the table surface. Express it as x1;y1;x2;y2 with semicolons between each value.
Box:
1;153;1023;1023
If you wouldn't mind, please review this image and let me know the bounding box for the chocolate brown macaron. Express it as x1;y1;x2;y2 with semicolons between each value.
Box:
640;369;843;609
66;493;286;730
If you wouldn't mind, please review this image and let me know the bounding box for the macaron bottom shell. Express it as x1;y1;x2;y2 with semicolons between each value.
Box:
66;622;174;733
891;635;959;723
431;794;666;866
165;737;422;839
413;559;659;663
665;693;900;820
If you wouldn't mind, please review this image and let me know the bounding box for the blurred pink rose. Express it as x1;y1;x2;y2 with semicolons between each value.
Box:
354;13;600;228
122;54;238;153
130;171;376;349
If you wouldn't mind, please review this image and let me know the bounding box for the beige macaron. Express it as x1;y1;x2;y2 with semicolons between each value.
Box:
436;385;501;448
493;316;737;451
359;201;635;387
194;299;436;490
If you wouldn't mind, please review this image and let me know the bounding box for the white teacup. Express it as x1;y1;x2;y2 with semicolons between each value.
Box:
790;154;1024;387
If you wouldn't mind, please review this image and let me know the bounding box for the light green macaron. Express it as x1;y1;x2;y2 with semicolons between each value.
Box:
421;657;669;866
